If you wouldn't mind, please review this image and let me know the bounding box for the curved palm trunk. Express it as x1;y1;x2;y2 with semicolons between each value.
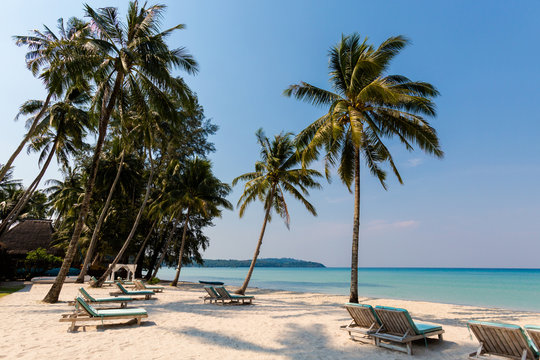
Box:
171;210;190;287
76;150;125;283
0;93;52;183
43;74;123;303
350;147;360;303
95;149;155;287
236;187;275;295
134;219;158;278
0;137;58;236
152;219;178;279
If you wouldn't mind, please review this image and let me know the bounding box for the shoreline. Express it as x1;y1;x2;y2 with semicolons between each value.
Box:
3;281;540;359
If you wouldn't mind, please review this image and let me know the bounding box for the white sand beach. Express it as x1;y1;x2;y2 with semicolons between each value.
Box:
1;282;540;359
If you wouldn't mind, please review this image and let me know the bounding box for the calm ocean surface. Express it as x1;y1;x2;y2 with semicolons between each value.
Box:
156;267;540;311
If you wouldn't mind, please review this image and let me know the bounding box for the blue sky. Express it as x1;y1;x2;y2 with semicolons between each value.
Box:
1;1;539;267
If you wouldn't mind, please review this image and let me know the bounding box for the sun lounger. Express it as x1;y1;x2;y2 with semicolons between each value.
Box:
203;286;224;304
89;276;114;286
525;326;540;357
71;287;133;308
117;278;135;287
372;306;444;355
109;282;155;300
468;321;539;360
213;286;254;305
134;279;164;293
59;297;148;332
341;303;381;339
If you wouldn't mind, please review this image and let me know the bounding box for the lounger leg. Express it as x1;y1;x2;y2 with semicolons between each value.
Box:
69;321;76;332
137;318;141;325
407;342;412;356
521;349;527;360
438;333;443;341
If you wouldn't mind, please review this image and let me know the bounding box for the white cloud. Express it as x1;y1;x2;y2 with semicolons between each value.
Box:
406;158;423;167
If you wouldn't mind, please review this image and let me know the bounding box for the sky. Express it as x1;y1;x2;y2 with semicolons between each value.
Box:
1;0;539;268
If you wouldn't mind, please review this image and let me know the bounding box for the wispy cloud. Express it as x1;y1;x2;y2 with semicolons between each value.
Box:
406;158;423;167
366;219;420;231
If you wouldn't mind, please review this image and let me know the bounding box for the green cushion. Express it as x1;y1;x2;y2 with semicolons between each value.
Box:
525;325;540;331
415;322;443;334
117;282;153;295
95;296;132;302
95;308;147;317
79;288;96;302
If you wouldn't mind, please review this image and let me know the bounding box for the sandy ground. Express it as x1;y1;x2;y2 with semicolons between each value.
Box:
1;282;540;360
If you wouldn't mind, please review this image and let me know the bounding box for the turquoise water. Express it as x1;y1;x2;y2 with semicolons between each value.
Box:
156;267;540;311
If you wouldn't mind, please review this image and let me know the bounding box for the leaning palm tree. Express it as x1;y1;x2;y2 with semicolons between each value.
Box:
233;129;322;295
0;89;91;236
284;33;443;303
167;158;232;287
43;1;197;302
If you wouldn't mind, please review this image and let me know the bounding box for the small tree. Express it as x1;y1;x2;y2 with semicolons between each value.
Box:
25;248;62;275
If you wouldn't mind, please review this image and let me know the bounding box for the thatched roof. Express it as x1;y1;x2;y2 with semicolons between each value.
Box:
0;219;54;255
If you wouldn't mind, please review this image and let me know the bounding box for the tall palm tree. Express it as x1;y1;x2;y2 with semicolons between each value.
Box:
43;1;198;302
233;129;322;295
284;33;443;303
167;158;232;287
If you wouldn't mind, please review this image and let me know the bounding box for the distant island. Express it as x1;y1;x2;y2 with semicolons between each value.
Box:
187;258;326;268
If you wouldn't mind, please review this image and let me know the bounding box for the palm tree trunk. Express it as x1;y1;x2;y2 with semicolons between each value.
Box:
145;224;167;280
151;219;178;279
95;148;155;287
134;219;157;265
76;150;125;283
171;210;190;287
350;147;360;303
0;93;52;183
43;73;123;303
0;137;58;236
236;187;275;295
134;219;158;278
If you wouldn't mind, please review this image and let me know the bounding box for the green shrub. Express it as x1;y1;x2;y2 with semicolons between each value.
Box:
148;277;160;285
25;248;62;274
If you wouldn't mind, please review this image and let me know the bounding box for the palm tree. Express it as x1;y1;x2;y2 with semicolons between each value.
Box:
4;18;91;183
167;158;232;287
284;33;443;303
43;1;198;302
233;129;322;294
0;89;91;236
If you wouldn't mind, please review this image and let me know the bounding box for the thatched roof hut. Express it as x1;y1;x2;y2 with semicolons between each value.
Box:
0;219;55;256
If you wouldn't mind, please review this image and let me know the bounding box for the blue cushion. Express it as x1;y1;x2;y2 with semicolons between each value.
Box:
376;306;442;335
415;322;443;334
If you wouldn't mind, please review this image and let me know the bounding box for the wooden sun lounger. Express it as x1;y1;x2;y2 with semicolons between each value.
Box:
69;287;134;308
109;282;155;300
341;303;381;339
60;297;148;332
202;286;224;304
89;276;114;287
134;279;164;293
525;326;540;358
372;306;444;355
214;286;254;305
469;321;539;360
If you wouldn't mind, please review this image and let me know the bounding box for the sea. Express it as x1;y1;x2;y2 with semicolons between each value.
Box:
156;267;540;312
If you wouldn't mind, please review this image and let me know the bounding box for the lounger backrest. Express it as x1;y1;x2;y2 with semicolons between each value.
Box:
116;282;129;294
374;306;418;336
214;287;231;299
345;303;380;328
78;287;96;302
204;287;219;298
75;297;99;317
133;280;144;290
469;321;538;360
525;326;540;355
